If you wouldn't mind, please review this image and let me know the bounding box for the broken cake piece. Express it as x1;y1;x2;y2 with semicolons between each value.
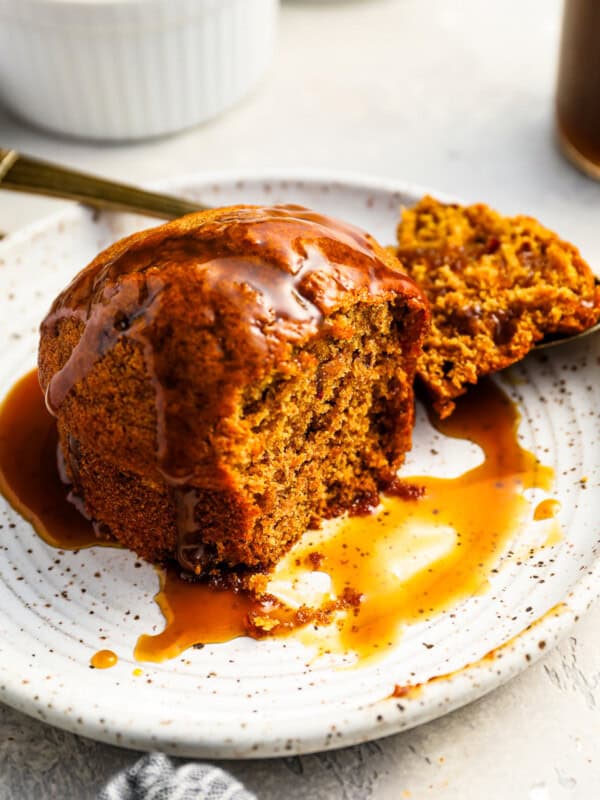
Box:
396;196;600;417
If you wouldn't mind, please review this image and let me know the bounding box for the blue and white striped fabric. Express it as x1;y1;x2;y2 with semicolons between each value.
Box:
99;753;256;800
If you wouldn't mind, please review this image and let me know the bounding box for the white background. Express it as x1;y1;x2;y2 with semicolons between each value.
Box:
1;1;599;798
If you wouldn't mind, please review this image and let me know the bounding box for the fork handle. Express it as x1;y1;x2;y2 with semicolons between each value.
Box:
0;148;205;220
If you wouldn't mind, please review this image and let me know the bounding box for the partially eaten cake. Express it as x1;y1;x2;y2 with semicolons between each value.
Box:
397;196;600;417
38;205;429;575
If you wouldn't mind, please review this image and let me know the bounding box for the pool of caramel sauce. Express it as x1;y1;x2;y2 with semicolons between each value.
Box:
0;370;555;664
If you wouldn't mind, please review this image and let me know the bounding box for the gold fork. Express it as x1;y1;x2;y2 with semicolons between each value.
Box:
0;147;204;220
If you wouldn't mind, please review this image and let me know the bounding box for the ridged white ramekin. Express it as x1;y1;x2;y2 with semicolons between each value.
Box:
0;0;279;141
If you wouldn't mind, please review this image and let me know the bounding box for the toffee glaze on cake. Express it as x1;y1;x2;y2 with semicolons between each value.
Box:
38;205;429;575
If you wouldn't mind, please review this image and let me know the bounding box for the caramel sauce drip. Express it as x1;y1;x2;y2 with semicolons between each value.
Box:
534;498;562;547
0;371;553;664
0;370;102;549
90;649;118;669
135;568;257;662
534;498;560;521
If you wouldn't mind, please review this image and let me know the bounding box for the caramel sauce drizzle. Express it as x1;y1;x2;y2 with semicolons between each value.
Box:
534;498;562;547
0;370;556;665
0;370;103;550
135;568;257;662
90;649;118;669
534;498;561;521
42;205;419;419
316;378;553;657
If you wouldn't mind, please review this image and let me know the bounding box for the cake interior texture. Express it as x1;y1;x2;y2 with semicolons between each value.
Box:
397;196;600;417
38;205;428;575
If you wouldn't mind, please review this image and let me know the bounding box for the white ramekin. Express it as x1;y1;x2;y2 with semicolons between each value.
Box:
0;0;279;141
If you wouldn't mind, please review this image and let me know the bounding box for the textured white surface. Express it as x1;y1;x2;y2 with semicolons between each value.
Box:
0;0;599;798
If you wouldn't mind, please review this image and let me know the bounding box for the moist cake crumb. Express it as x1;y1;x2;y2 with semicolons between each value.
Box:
396;196;600;417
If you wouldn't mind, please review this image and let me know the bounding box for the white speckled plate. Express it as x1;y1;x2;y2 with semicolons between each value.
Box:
1;172;599;758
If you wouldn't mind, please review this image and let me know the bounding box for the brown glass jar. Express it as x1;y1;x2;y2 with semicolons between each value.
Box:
556;0;600;179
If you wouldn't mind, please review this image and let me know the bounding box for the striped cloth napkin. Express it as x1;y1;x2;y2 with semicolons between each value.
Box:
99;753;256;800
